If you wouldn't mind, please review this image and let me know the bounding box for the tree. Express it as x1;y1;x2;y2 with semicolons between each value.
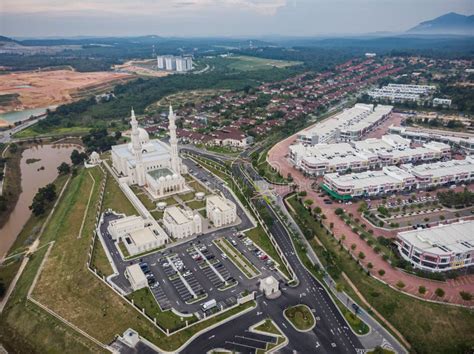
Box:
419;286;426;294
459;291;473;301
335;208;344;215
358;252;365;259
435;288;445;298
57;162;71;175
396;281;405;288
367;262;373;269
378;269;385;276
313;206;322;214
70;149;87;165
351;244;356;250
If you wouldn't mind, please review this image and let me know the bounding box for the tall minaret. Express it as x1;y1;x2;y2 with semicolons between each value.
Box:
168;105;180;174
130;108;146;186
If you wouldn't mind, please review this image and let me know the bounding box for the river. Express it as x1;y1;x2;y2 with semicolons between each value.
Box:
0;106;57;124
0;144;80;257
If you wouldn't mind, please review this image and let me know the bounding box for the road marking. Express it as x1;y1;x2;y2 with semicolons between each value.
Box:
281;322;287;328
209;335;215;339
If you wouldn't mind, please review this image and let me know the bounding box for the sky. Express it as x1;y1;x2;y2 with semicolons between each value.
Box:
1;0;473;38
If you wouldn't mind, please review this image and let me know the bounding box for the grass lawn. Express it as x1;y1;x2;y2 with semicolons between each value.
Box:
127;288;197;331
161;196;178;206
343;311;370;336
226;55;301;71
0;258;23;299
117;241;131;258
287;195;474;354
284;305;315;331
186;200;206;210
198;209;207;218
178;192;195;202
151;210;164;220
102;174;137;215
188;180;208;194
254;319;281;335
90;239;113;277
14;126;91;139
135;191;156;211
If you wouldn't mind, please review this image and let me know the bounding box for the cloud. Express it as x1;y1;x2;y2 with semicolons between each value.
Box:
2;0;287;16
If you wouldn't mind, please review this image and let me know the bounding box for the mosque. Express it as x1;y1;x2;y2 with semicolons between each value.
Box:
111;106;189;199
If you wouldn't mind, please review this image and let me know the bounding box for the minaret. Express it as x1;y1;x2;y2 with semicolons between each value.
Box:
168;105;180;174
130;108;146;186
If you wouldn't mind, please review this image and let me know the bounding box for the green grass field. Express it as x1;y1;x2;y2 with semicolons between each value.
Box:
14;126;91;139
102;174;138;215
287;195;474;354
225;56;301;71
284;305;315;331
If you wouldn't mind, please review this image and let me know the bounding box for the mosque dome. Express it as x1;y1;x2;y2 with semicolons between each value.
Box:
138;128;150;144
172;173;178;179
159;176;165;182
166;175;172;181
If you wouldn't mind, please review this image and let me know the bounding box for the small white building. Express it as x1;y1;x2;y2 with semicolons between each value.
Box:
108;215;168;256
259;276;280;299
162;206;202;239
89;151;101;165
125;264;148;291
206;195;237;228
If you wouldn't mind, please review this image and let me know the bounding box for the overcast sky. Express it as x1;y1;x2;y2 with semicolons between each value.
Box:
1;0;473;38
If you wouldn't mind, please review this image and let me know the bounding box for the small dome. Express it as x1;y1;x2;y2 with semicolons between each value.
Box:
172;173;178;179
265;277;274;285
137;128;150;144
166;175;172;181
159;176;165;181
90;151;99;159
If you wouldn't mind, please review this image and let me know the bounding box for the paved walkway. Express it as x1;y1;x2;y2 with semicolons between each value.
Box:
267;124;474;306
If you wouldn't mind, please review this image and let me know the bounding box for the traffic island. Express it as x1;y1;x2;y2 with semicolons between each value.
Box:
283;304;316;332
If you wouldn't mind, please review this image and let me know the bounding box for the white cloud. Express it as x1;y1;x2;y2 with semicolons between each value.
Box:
2;0;287;16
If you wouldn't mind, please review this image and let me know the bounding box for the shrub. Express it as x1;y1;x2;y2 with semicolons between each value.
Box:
335;208;344;215
419;286;426;294
382;254;389;261
396;281;405;288
298;191;307;197
358;252;365;259
351;244;356;250
435;288;445;298
367;262;373;269
378;221;384;227
378;269;385;276
373;246;381;253
460;291;473;301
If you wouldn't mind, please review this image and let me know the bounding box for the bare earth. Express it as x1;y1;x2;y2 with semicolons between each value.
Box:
0;69;133;114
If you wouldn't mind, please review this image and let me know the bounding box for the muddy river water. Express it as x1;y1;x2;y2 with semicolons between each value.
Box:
0;144;80;257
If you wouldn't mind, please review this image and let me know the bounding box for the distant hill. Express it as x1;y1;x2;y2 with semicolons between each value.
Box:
408;12;474;35
0;36;19;46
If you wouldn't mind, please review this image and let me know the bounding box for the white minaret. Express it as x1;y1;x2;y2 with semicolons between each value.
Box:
130;108;146;186
168;105;180;174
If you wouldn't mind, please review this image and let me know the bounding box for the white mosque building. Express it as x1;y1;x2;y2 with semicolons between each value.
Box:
111;106;189;199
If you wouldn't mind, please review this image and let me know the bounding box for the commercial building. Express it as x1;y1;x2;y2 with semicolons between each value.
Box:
297;103;393;145
162;206;202;239
322;166;416;200
395;220;474;272
206;195;237;228
125;264;148;291
368;84;436;103
108;215;168;256
389;125;474;154
401;157;474;189
322;157;473;199
290;134;450;176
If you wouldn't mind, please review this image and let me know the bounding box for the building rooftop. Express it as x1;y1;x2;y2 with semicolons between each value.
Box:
207;195;235;212
127;228;161;247
148;167;174;180
325;166;414;189
402;157;474;179
398;221;474;255
164;206;193;225
126;264;147;283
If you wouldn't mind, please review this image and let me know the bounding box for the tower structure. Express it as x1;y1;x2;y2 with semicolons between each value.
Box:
130;108;146;186
168;105;180;174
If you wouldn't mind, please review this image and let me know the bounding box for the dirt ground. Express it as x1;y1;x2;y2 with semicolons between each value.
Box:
0;69;133;114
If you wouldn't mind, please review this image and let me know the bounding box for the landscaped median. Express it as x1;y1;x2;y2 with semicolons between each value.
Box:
213;238;261;279
283;304;316;332
251;318;288;353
